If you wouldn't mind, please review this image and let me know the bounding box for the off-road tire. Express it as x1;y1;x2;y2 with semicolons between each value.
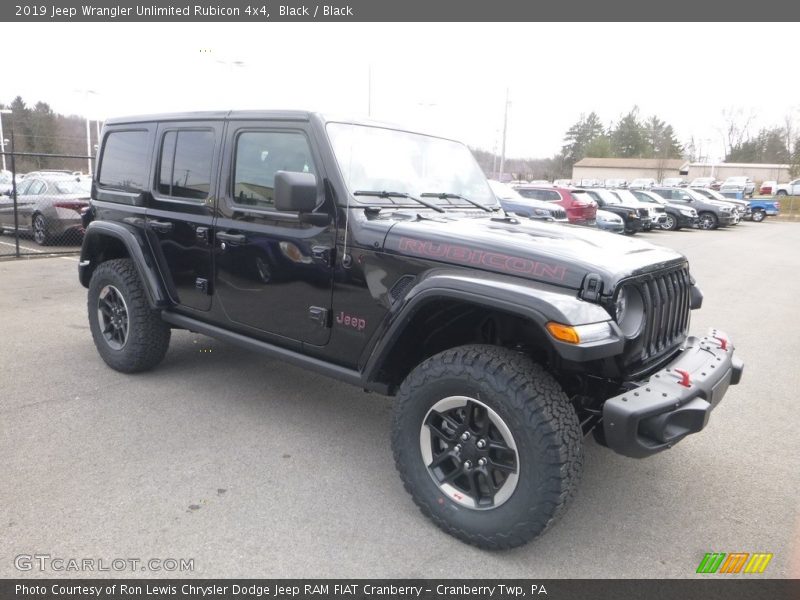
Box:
88;258;171;373
391;345;583;550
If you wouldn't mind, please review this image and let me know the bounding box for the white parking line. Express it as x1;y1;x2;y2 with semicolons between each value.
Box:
0;240;45;253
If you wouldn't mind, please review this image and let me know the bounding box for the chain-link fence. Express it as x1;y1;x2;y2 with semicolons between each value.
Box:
0;149;94;258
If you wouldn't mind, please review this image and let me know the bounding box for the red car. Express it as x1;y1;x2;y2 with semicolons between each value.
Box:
513;185;597;225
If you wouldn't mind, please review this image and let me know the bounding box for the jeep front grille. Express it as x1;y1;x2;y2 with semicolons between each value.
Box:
626;266;692;370
550;208;568;220
637;208;650;219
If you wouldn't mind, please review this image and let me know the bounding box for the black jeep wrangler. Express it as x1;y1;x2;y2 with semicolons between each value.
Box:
79;111;743;549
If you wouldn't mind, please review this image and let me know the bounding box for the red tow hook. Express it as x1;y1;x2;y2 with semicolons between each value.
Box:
674;369;691;387
713;336;728;351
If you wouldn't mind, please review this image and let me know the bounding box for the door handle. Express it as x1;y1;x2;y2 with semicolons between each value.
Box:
147;220;173;233
217;231;247;244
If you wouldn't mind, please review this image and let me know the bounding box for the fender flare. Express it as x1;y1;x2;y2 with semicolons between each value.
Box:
79;220;170;308
361;269;622;387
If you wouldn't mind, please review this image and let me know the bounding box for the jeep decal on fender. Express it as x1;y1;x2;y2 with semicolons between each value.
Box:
397;237;568;282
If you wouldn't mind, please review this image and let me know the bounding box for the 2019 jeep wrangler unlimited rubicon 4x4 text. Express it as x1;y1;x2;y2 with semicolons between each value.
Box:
78;111;743;549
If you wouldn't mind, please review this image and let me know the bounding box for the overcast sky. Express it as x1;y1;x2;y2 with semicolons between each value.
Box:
6;22;799;161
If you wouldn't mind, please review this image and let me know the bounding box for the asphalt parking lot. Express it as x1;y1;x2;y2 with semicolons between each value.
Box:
1;221;798;579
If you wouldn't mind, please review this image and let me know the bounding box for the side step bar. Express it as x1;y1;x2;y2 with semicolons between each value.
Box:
161;311;366;389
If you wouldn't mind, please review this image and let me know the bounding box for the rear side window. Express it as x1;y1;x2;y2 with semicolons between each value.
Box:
158;130;215;200
232;131;316;208
98;130;149;192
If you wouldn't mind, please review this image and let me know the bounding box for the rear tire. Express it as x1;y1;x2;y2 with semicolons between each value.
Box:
751;209;766;223
32;214;50;246
392;345;583;549
776;190;787;196
88;258;171;373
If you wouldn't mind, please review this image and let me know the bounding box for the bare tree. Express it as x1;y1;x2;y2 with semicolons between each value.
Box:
719;107;756;159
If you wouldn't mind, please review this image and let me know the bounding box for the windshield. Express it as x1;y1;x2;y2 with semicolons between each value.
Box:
613;189;640;204
327;122;496;208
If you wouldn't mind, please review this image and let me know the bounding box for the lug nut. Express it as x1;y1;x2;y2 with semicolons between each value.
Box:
476;439;486;449
453;444;462;453
460;432;471;441
463;460;472;470
478;457;487;467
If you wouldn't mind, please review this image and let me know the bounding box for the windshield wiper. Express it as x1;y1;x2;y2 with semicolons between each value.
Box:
353;190;445;213
420;192;493;213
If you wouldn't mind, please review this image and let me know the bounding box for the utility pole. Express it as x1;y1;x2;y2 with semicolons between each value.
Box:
498;88;510;183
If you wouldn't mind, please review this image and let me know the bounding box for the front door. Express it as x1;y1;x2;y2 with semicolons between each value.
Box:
146;122;223;312
212;121;335;346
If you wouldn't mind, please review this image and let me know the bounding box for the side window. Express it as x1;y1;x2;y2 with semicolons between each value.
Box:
27;180;46;195
157;130;215;201
232;131;316;208
16;179;32;195
98;130;149;192
544;190;561;202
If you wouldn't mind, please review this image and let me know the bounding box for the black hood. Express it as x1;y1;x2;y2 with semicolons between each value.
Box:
382;214;686;292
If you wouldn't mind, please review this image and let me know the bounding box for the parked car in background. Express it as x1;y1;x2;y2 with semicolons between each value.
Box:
759;180;777;195
580;188;646;234
720;176;755;197
774;179;800;196
575;178;602;188
661;177;687;187
552;179;572;187
628;178;657;190
594;209;625;233
487;180;568;222
513;185;597;225
0;174;90;244
688;176;721;190
0;170;12;195
630;189;699;230
603;178;628;189
612;188;667;230
690;187;751;220
748;198;781;222
651;186;736;230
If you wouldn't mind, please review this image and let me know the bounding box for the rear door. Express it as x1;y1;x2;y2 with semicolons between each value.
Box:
146;122;222;312
212;120;336;346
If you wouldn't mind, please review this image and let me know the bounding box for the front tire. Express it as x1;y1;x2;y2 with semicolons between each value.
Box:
662;214;678;231
88;258;171;373
391;345;583;549
698;212;718;230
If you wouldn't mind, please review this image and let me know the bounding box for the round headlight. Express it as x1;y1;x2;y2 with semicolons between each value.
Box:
613;285;645;338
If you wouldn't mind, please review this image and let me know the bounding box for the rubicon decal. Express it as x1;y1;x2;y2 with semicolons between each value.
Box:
397;238;568;282
696;552;773;574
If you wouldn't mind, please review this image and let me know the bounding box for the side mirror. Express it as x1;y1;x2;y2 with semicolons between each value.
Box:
274;171;317;213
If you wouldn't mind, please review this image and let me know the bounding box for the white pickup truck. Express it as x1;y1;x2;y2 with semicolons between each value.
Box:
774;179;800;196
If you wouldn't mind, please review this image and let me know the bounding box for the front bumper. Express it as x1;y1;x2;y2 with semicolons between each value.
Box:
597;220;625;233
676;214;699;228
602;329;743;458
718;213;737;226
